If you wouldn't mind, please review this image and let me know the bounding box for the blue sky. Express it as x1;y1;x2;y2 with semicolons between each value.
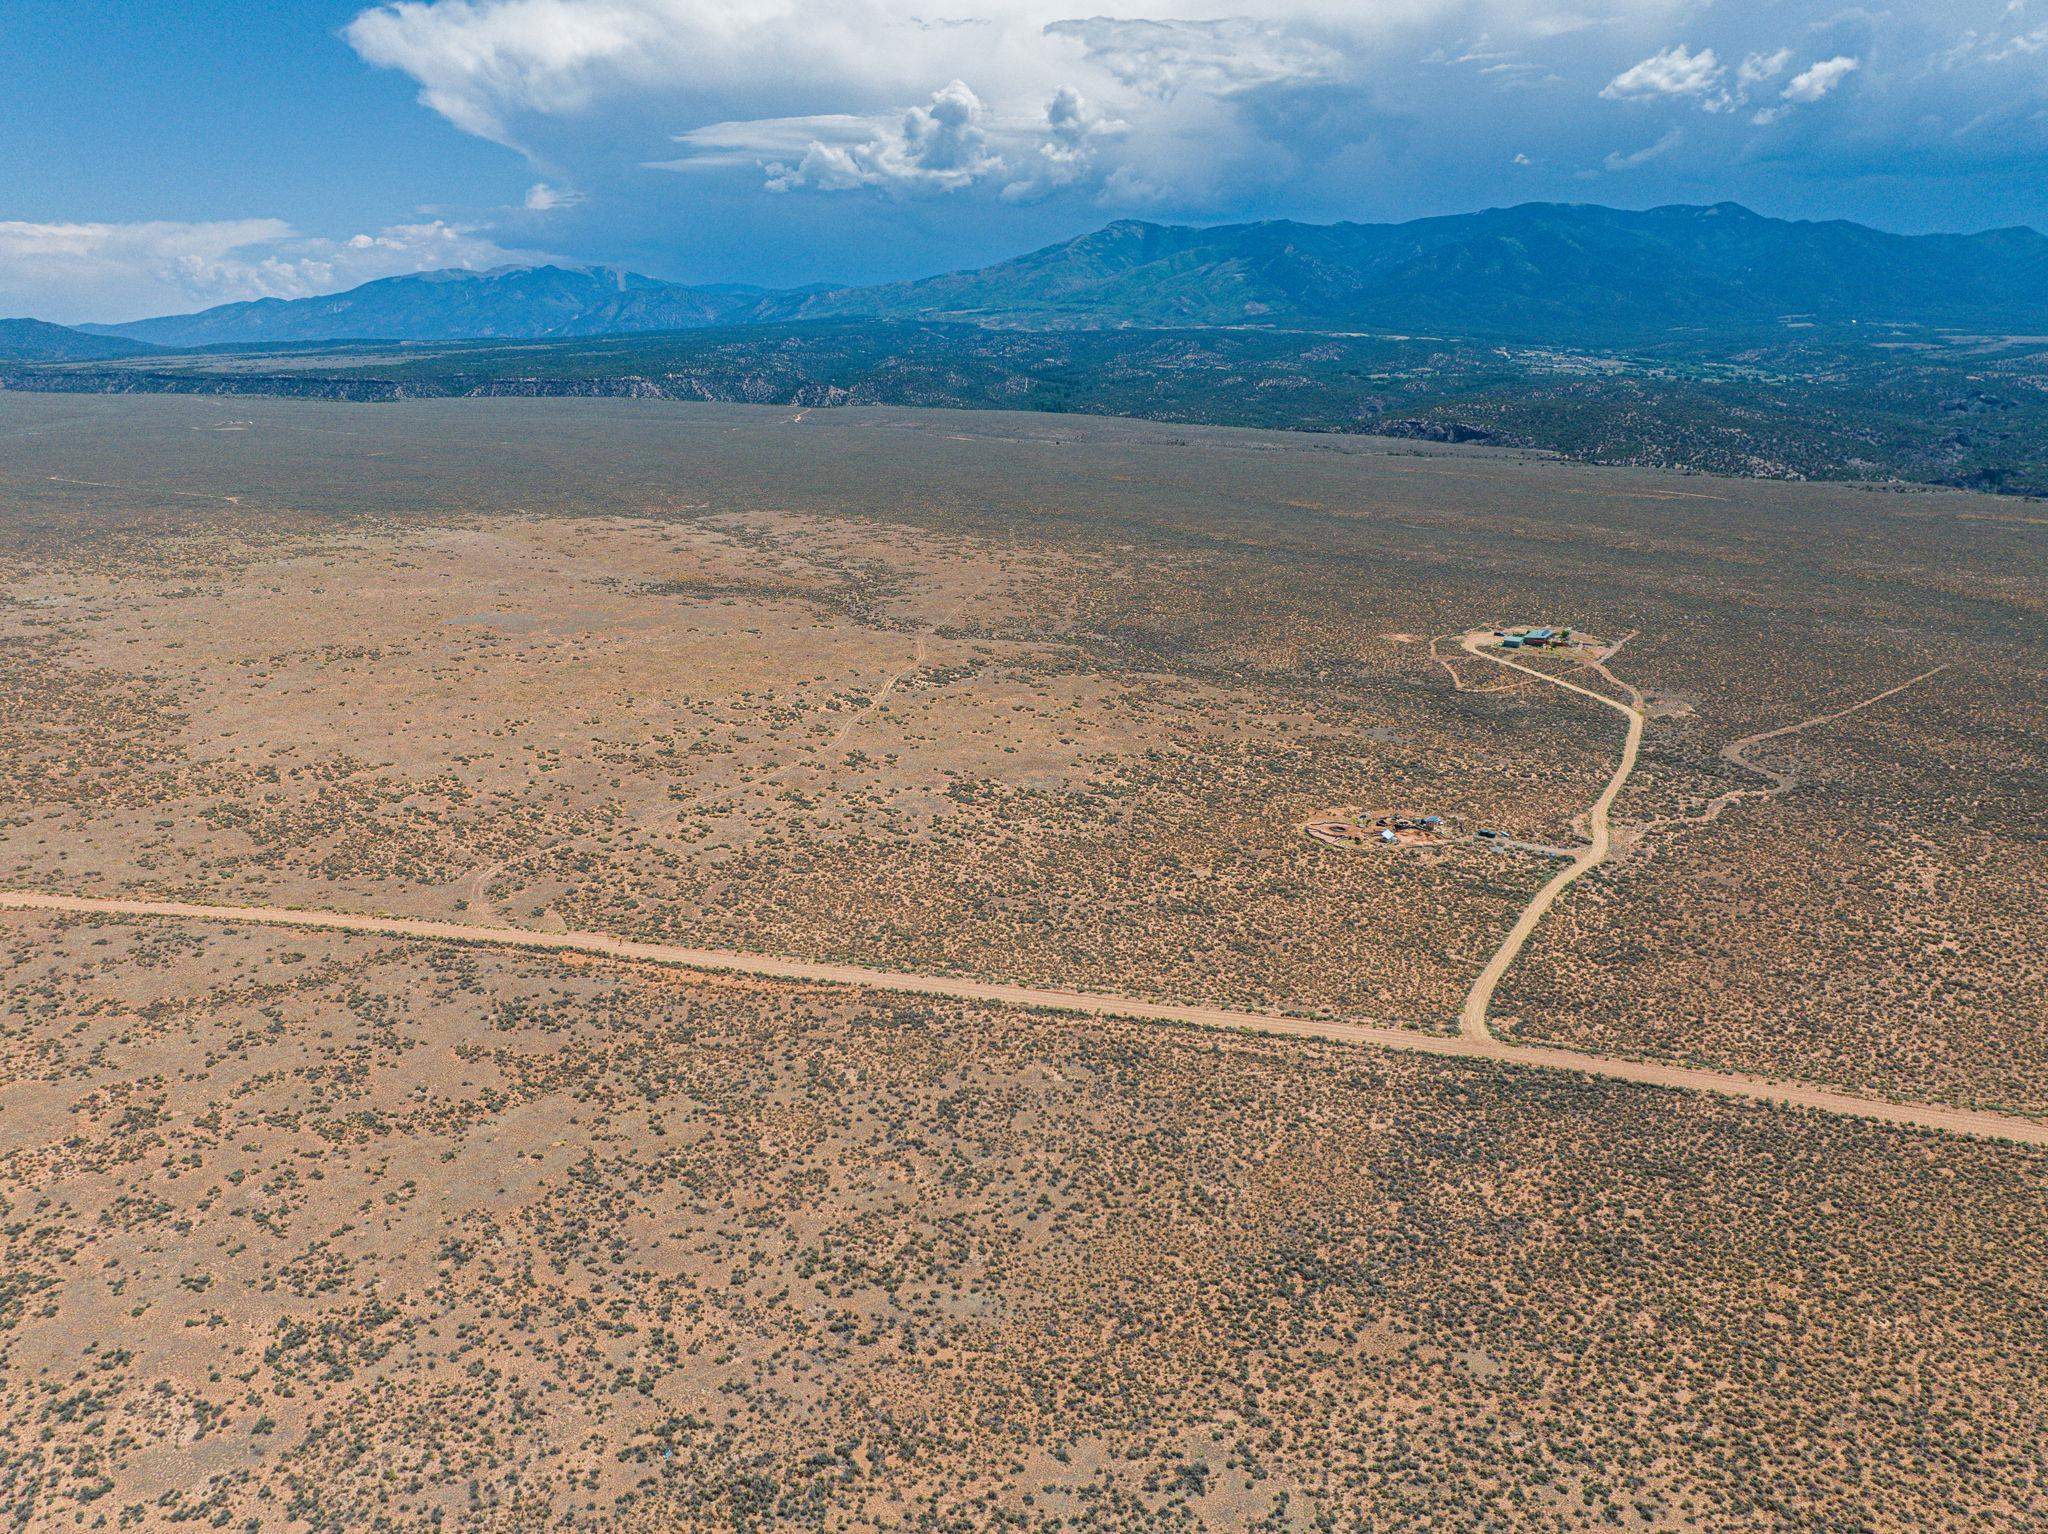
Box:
6;0;2048;321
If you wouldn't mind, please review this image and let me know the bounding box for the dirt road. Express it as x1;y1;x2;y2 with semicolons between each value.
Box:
822;629;929;755
1695;662;1953;828
4;889;2042;1146
1456;634;1644;1042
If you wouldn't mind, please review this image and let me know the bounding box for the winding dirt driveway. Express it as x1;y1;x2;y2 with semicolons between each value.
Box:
1688;662;1953;829
1456;633;1644;1042
1448;635;1957;1049
3;889;2043;1146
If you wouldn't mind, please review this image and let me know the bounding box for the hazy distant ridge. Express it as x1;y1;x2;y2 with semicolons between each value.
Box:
83;266;775;349
74;201;2048;349
0;317;158;362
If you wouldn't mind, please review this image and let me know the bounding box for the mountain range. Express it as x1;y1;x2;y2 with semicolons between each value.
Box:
791;202;2048;340
15;201;2048;359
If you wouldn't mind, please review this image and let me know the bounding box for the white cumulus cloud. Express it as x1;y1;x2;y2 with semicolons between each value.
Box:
1001;86;1126;201
523;181;583;210
1738;48;1793;87
1601;45;1725;102
736;81;1006;194
0;217;540;325
1040;17;1342;100
1782;55;1860;103
1600;39;1860;121
1603;126;1683;170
